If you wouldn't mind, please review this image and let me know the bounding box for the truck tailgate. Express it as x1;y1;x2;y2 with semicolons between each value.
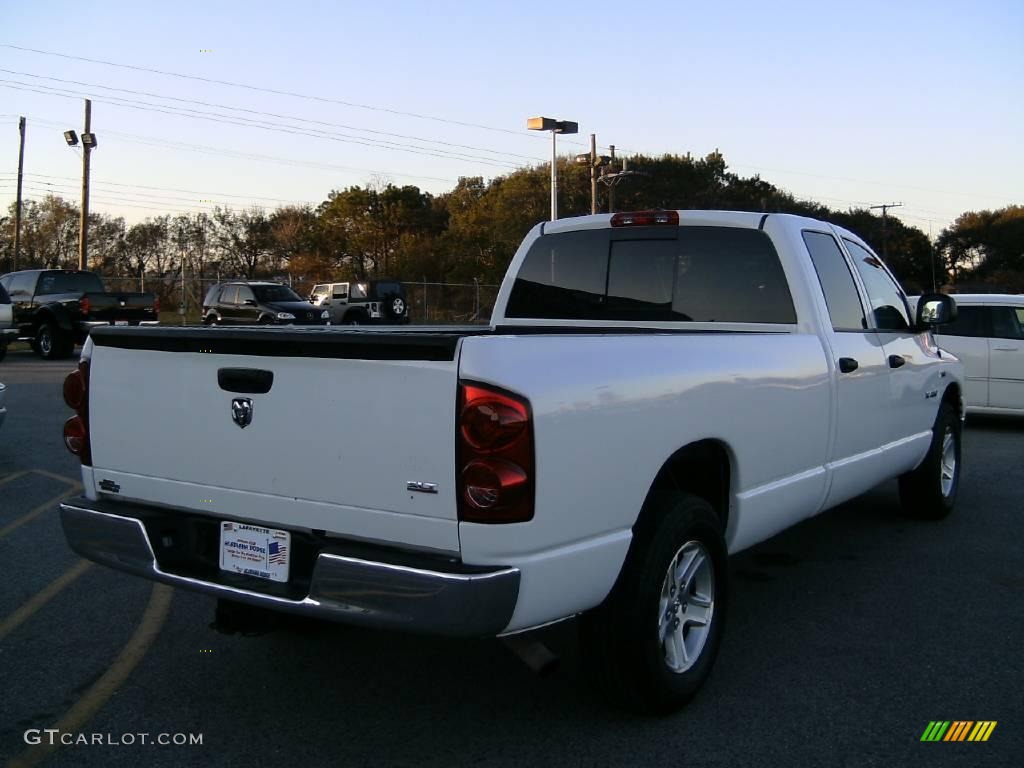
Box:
84;291;157;323
85;326;485;553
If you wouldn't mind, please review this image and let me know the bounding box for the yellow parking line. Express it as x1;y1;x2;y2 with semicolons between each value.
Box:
0;470;29;487
0;487;81;541
8;584;174;768
0;560;93;643
30;468;82;487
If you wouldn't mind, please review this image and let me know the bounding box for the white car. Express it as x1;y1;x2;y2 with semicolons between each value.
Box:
60;211;964;712
0;280;15;361
913;294;1024;414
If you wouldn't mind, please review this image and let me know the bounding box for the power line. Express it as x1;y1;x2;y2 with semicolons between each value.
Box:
0;80;522;168
0;68;546;164
730;161;1015;204
19;118;465;185
16;171;318;206
0;44;616;153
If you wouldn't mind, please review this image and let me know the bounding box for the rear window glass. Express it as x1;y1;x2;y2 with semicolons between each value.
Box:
253;285;302;302
38;272;104;295
506;226;796;323
373;281;404;297
0;283;9;303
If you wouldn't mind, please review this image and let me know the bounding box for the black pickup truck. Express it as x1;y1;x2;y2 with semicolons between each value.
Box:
0;269;159;359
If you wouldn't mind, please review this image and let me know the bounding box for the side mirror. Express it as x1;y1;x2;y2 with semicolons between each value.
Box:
915;293;956;330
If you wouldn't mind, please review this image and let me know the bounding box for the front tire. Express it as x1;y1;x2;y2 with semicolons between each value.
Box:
580;493;728;713
898;400;961;519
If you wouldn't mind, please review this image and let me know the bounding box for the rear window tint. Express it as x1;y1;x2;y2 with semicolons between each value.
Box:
506;226;796;323
38;271;104;295
935;305;988;338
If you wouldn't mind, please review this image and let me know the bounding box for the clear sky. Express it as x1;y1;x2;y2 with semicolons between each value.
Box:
1;0;1021;234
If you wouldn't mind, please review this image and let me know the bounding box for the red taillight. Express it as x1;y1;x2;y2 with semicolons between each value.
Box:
64;416;87;454
457;382;534;523
79;296;90;315
63;368;86;410
153;297;161;314
62;359;91;465
610;210;679;227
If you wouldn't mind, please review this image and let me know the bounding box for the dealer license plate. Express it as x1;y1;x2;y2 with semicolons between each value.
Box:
219;521;291;583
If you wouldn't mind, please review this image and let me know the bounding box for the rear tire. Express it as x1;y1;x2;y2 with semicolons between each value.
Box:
580;493;727;713
0;342;6;362
898;401;961;519
35;322;71;360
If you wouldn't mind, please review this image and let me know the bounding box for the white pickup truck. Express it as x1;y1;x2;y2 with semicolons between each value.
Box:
59;210;964;712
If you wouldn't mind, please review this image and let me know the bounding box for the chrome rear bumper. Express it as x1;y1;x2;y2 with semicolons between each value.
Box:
60;498;519;637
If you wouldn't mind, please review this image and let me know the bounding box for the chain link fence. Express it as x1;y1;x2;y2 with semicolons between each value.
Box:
100;275;500;325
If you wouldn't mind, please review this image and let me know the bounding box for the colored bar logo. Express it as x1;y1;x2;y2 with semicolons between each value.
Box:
920;721;997;742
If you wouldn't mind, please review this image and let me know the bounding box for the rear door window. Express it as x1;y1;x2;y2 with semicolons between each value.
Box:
802;230;867;331
236;286;255;304
0;283;9;304
990;306;1023;340
220;286;239;305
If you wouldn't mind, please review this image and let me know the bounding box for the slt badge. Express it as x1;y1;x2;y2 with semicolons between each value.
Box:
231;397;254;429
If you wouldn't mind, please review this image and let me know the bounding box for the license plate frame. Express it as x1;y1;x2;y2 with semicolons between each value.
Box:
219;521;291;583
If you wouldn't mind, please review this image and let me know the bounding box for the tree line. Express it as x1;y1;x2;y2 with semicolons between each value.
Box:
1;152;1021;295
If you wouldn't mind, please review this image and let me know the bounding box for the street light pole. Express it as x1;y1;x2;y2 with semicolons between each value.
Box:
527;116;578;221
550;129;558;221
79;99;92;271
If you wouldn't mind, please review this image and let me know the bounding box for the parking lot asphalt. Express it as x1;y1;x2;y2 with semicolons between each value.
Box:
0;345;1021;768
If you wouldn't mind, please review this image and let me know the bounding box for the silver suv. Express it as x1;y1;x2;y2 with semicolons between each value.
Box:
309;280;409;325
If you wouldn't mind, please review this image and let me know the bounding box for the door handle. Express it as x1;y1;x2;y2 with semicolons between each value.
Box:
218;368;274;394
838;357;859;373
888;355;906;368
992;347;1018;352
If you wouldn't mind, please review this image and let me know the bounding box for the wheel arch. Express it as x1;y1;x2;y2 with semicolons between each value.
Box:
34;306;72;332
636;439;734;541
942;381;963;420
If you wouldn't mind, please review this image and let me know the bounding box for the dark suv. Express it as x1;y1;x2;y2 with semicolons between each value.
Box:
202;282;330;326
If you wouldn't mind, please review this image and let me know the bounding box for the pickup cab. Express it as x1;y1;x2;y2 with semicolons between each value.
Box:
0;269;159;359
58;211;963;712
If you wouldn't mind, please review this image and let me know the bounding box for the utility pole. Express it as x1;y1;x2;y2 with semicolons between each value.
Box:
607;145;616;213
14;116;26;271
575;136;611;214
78;99;93;271
589;134;597;215
869;202;902;260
